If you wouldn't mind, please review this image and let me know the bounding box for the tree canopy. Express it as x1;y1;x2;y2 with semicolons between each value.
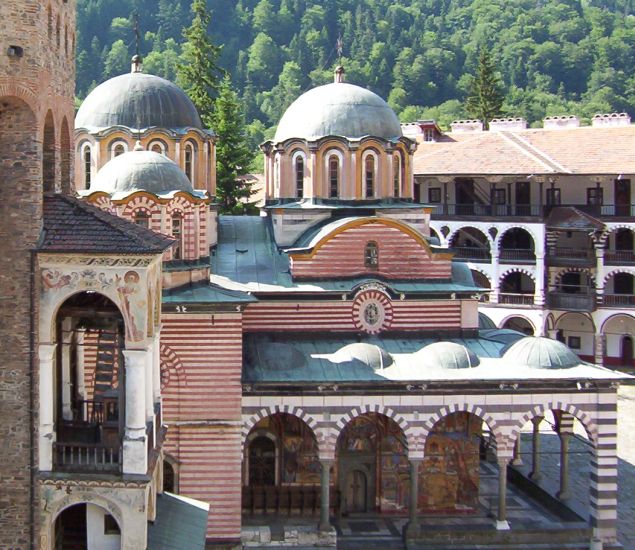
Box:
76;0;635;142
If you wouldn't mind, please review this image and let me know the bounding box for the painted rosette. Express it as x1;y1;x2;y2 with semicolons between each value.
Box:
352;289;394;334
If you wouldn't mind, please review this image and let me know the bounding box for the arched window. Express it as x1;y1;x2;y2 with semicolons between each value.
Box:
82;144;91;188
393;154;401;198
110;141;127;158
184;143;194;183
364;155;375;198
292;152;305;199
172;214;183;260
56;15;60;48
163;460;176;493
134;210;150;229
365;241;379;268
47;6;52;38
249;436;276;486
329;156;339;198
150;141;166;155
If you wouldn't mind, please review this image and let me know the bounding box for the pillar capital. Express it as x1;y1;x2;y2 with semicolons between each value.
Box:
39;343;57;363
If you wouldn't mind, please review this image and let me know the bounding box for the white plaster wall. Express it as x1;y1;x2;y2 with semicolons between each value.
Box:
86;504;121;550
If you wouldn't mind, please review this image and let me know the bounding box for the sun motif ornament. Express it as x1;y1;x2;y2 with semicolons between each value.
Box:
352;288;394;334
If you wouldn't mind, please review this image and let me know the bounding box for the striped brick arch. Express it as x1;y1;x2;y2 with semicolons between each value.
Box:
333;404;413;451
421;403;504;451
241;405;319;454
510;402;598;446
159;344;187;391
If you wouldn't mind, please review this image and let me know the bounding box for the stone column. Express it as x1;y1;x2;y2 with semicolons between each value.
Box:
512;435;523;466
123;348;148;475
529;416;543;482
557;431;571;500
405;459;422;537
39;343;57;471
595;246;605;307
490;250;500;304
594;332;605;367
534;253;545;306
152;334;161;408
497;457;510;530
319;459;333;531
76;329;86;400
60;318;73;420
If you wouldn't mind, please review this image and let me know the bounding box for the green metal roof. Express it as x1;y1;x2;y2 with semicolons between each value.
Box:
162;282;256;304
147;492;209;550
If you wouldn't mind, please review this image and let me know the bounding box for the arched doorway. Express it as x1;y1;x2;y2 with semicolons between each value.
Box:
449;227;491;262
336;413;408;515
622;336;634;367
499;228;535;263
501;316;535;335
499;272;535;305
554;312;595;362
243;413;320;515
54;503;121;549
601;314;635;368
54;292;125;473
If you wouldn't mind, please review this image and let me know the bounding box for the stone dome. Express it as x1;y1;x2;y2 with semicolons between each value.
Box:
76;71;202;131
273;80;402;142
91;149;194;195
502;337;582;369
333;343;393;370
417;342;480;369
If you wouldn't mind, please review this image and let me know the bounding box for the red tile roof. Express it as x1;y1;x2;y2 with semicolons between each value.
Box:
413;125;635;176
40;194;174;254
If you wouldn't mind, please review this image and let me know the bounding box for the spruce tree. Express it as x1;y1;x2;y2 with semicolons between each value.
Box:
465;48;505;129
212;74;255;213
176;0;223;125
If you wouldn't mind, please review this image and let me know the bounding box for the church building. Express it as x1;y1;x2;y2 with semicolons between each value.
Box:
0;2;627;548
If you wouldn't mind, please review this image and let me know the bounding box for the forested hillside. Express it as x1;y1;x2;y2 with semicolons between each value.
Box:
77;0;634;138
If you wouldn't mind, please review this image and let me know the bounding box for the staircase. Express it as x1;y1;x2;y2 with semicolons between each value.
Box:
93;329;119;397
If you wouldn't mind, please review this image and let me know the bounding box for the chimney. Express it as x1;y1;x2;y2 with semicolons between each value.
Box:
489;117;528;132
450;120;483;133
543;115;580;129
591;112;631;128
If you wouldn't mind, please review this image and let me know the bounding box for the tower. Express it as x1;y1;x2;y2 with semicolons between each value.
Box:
0;0;75;546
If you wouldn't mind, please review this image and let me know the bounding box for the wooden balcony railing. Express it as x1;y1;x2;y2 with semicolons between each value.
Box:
53;442;122;473
547;292;596;312
426;202;634;219
498;293;535;305
499;248;536;263
605;250;635;264
603;294;635;307
452;247;491;262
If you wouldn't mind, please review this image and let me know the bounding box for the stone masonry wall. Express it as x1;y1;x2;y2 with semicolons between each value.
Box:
0;1;76;547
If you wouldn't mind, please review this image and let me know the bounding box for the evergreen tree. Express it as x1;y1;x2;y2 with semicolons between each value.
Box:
465;48;505;129
177;0;223;125
212;74;255;213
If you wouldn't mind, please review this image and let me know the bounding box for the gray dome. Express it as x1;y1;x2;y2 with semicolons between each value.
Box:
274;82;402;142
503;337;582;369
76;72;202;131
333;343;393;370
417;342;480;369
91;150;194;195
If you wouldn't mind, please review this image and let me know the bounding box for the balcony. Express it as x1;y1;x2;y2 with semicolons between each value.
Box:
547;292;596;312
498;293;535;305
603;294;635;307
546;247;595;267
452;247;491;263
54;398;122;473
604;250;635;265
499;248;536;264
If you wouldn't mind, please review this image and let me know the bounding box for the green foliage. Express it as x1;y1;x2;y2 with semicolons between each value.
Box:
465;48;505;128
212;74;256;213
76;0;635;135
176;0;223;124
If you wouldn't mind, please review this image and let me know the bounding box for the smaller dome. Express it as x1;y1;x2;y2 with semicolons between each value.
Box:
333;343;393;370
502;337;581;369
91;150;194;195
417;342;480;369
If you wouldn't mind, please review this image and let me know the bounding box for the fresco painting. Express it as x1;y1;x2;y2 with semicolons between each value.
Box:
420;412;482;513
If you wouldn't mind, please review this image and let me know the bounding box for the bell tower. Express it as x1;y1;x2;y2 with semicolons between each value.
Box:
0;0;76;546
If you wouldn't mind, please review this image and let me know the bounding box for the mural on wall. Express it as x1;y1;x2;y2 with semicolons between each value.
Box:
115;270;145;342
337;413;409;512
420;412;481;513
249;413;321;485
